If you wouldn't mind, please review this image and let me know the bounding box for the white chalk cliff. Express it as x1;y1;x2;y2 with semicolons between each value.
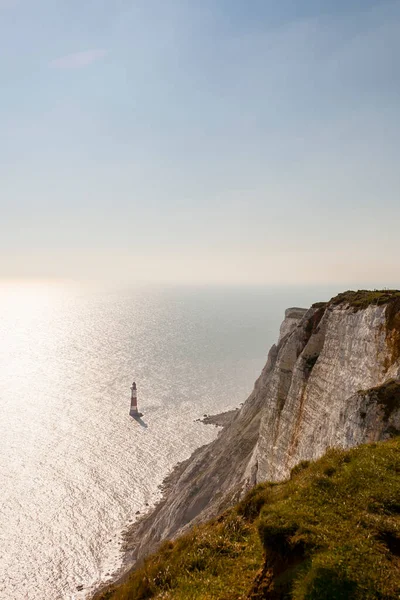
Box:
125;292;400;564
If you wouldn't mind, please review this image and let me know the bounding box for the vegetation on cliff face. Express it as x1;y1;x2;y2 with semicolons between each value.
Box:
94;437;400;600
359;380;400;422
327;289;400;311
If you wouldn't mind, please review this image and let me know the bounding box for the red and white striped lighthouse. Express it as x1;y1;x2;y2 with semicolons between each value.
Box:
130;381;138;416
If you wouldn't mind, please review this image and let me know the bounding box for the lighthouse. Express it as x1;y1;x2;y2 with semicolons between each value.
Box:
129;381;143;418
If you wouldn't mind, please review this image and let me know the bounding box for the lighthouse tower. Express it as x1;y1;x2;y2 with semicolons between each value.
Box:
130;382;138;416
129;381;143;418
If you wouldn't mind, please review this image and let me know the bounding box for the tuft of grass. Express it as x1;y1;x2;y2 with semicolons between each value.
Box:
290;460;311;479
94;438;400;600
236;482;274;522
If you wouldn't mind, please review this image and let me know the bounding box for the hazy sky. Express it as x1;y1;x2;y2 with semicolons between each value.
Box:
1;0;399;285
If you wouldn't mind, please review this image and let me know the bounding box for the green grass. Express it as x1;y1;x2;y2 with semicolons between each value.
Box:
254;438;400;599
94;438;400;600
327;289;400;311
95;513;263;600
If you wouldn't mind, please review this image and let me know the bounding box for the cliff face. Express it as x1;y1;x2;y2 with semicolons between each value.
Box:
253;298;400;482
124;292;400;565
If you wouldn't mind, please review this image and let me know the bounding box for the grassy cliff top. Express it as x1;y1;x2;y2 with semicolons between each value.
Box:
326;289;400;310
94;437;400;600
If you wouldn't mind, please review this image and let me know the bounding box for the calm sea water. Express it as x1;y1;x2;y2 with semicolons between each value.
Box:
0;282;338;599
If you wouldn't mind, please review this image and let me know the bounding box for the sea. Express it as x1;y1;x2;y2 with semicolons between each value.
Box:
0;282;340;600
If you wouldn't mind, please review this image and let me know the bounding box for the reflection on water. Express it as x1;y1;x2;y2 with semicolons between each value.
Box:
1;282;342;598
0;281;286;600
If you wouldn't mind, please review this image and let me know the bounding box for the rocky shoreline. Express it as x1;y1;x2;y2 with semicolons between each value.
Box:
90;408;237;598
197;408;239;428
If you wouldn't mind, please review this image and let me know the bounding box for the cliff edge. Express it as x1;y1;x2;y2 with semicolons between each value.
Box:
113;290;400;577
95;438;400;600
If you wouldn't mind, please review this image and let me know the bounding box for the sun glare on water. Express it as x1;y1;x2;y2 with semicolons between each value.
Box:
0;280;78;393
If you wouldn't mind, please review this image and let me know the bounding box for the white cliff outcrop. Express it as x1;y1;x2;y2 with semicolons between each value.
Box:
123;291;400;566
252;299;400;482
